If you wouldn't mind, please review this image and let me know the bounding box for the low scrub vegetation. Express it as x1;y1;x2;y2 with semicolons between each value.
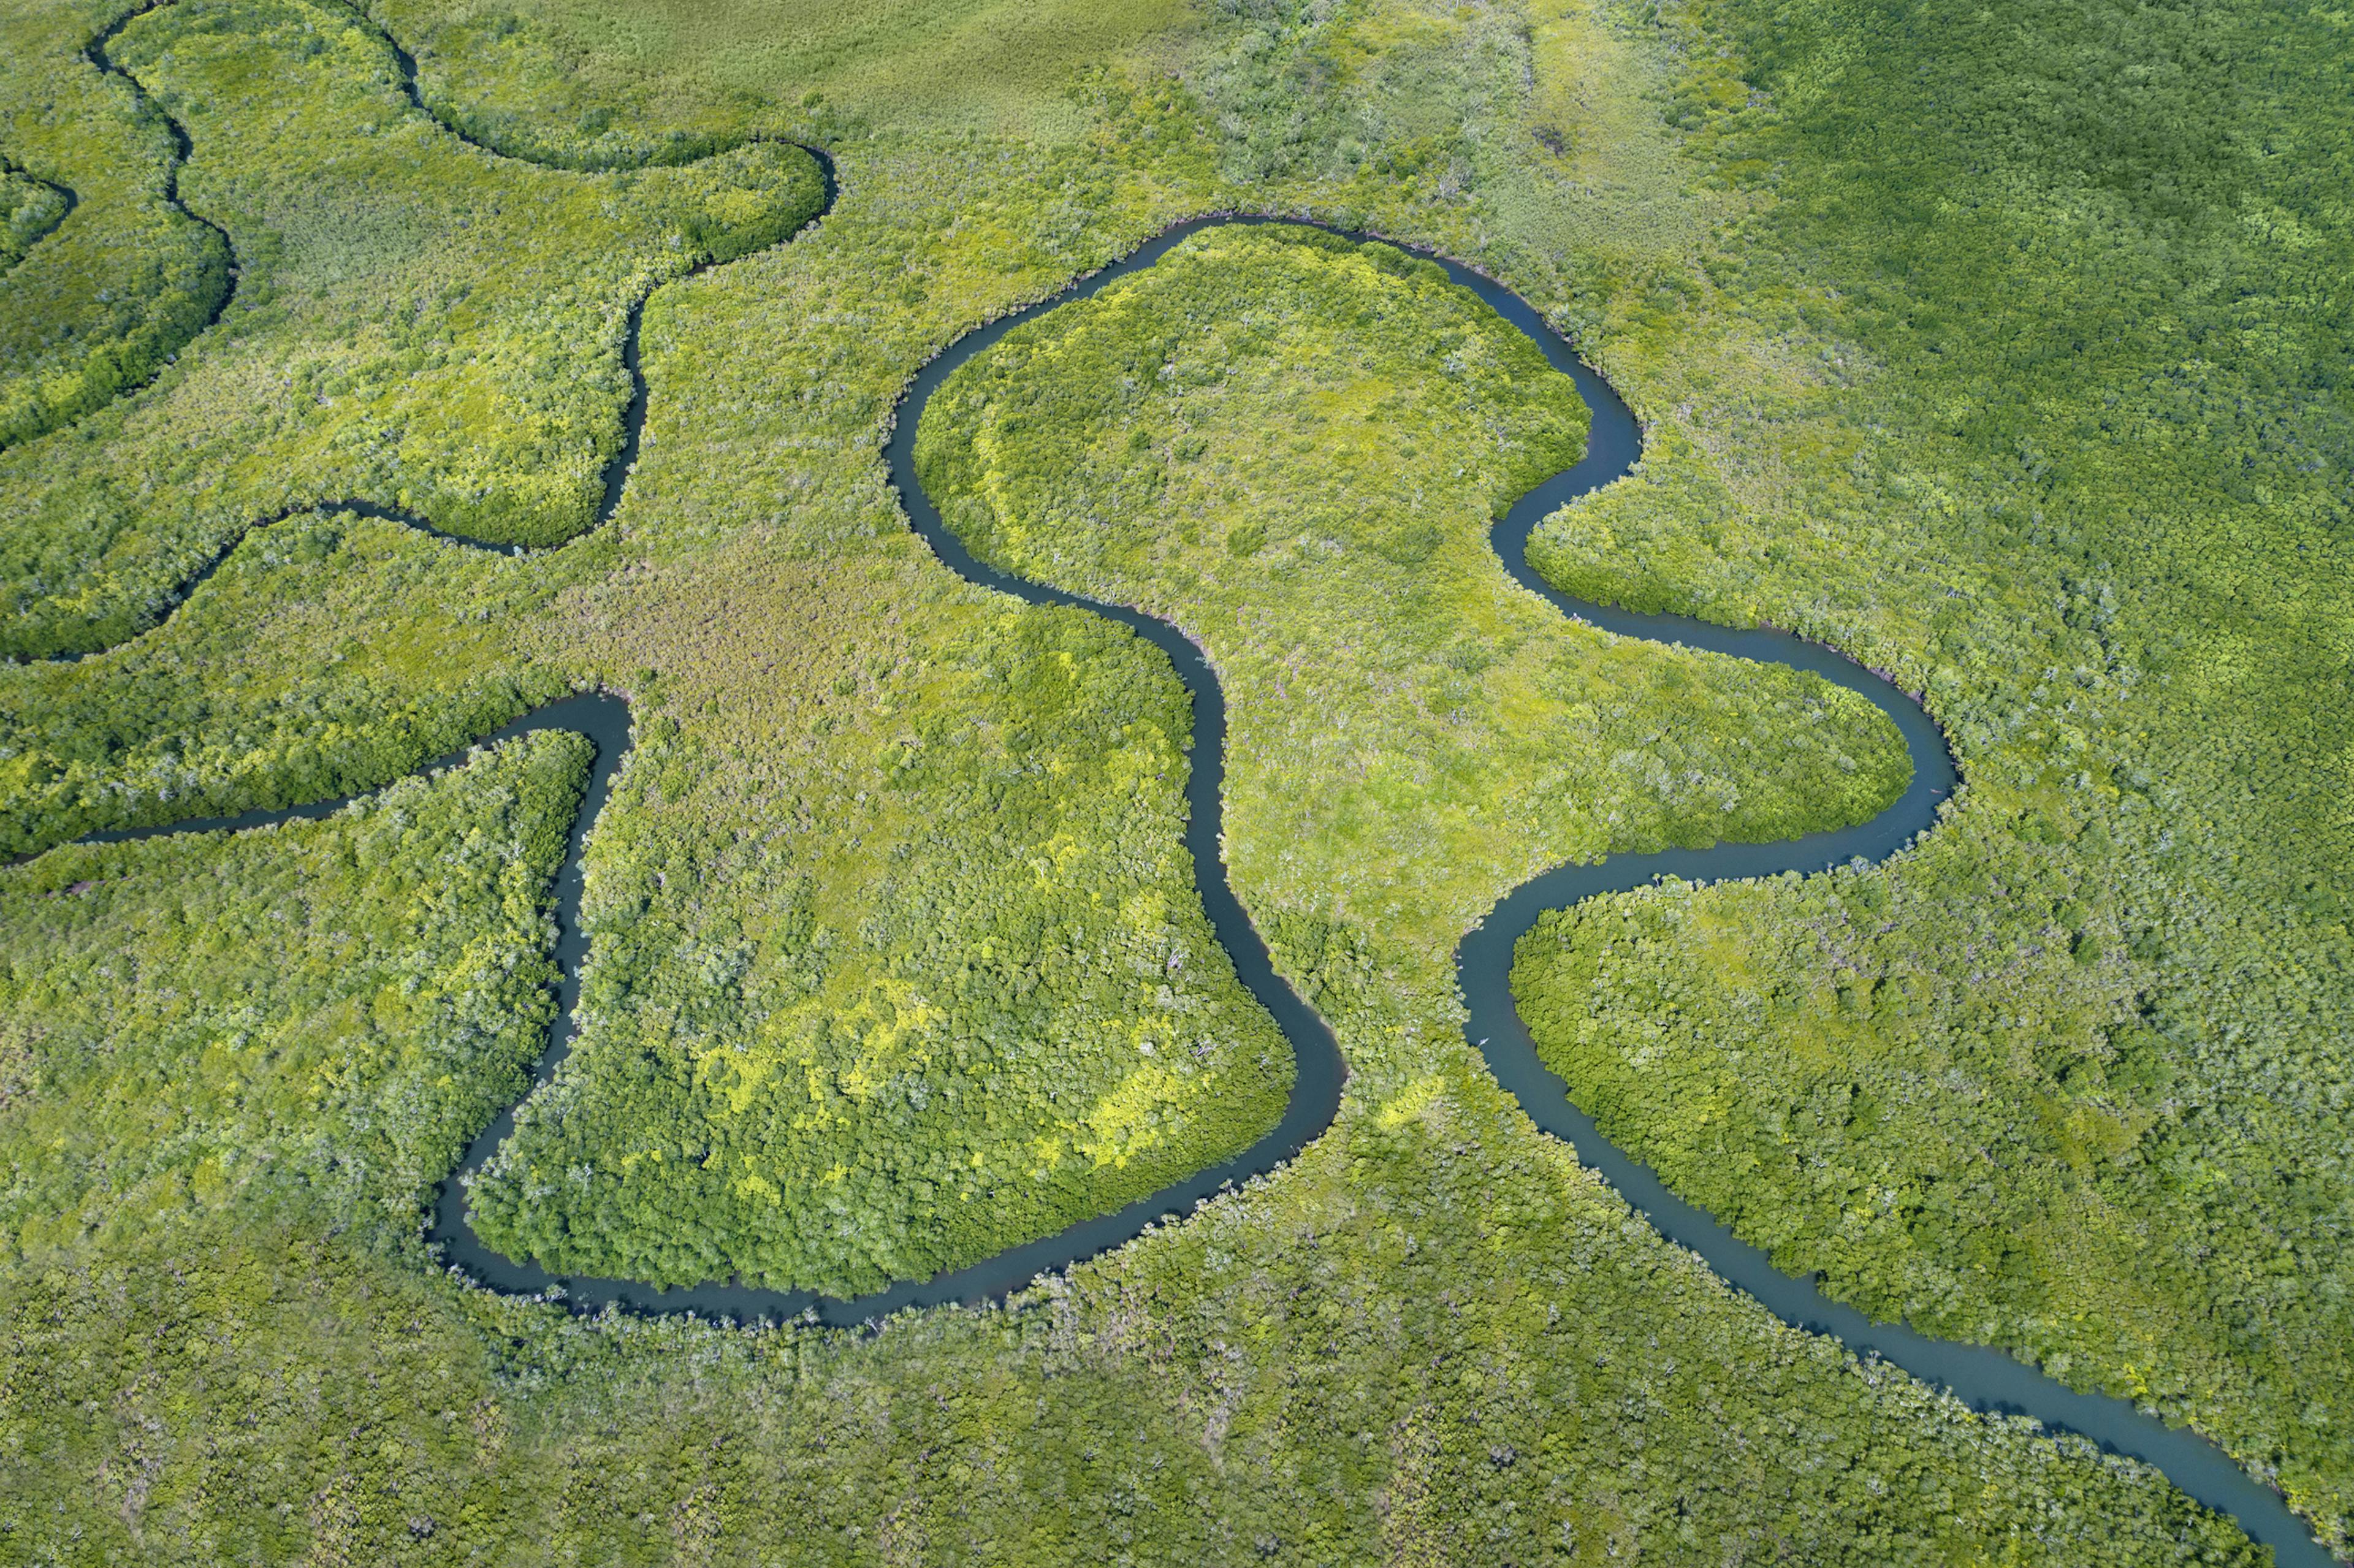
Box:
0;1;233;456
0;159;69;272
0;507;574;861
0;0;823;660
0;0;2339;1555
920;223;1909;957
1503;0;2353;1542
370;0;1189;146
1;729;585;1255
470;604;1293;1295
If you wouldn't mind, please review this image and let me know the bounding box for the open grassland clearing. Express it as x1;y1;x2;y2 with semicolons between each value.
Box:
370;0;1193;154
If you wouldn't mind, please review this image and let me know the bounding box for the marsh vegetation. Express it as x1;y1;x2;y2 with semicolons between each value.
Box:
0;0;2342;1556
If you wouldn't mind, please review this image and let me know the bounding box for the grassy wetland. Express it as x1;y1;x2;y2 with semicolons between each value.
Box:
918;223;1909;954
0;0;2345;1560
0;0;826;661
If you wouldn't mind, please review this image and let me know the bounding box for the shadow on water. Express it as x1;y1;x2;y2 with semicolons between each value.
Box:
55;209;2337;1564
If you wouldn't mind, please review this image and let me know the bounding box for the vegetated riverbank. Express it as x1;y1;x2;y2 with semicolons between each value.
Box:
1496;0;2354;1540
0;157;71;275
4;0;793;454
1462;301;2339;1568
0;5;230;453
56;209;2325;1562
438;207;1873;1300
6;727;591;1260
904;212;2339;1567
0;0;829;661
26;133;828;666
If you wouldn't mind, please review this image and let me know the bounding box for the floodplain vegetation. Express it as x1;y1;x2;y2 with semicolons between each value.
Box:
918;223;1908;954
0;159;69;272
1;729;584;1260
465;600;1295;1295
0;506;574;860
0;0;2344;1557
0;0;232;458
1500;0;2354;1542
368;0;1194;150
0;0;825;661
467;218;1902;1296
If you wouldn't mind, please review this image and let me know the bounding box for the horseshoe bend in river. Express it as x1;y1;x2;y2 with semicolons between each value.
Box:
69;214;2336;1564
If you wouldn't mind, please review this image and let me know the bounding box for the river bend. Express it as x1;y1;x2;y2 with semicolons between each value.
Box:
28;0;832;655
54;210;2339;1565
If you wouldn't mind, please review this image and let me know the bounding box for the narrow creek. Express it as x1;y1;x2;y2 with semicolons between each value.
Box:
34;0;833;656
0;157;75;280
61;209;2337;1564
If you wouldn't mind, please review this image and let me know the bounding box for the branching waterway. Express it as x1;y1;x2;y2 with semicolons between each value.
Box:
34;0;834;651
43;201;2339;1562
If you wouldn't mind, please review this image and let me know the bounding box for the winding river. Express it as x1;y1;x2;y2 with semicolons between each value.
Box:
26;0;832;647
34;141;2336;1566
0;158;74;280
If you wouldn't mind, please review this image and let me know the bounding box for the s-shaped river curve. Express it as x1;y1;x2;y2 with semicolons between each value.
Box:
61;213;2336;1564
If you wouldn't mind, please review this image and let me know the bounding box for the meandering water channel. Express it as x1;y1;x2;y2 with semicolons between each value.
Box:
30;0;832;647
48;199;2337;1562
0;158;74;281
